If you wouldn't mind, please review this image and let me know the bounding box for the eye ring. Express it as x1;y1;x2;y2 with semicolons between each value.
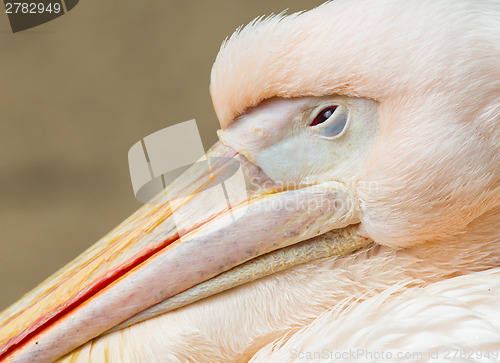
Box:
309;104;349;138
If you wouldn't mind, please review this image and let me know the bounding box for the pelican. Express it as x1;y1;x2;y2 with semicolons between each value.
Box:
1;0;500;361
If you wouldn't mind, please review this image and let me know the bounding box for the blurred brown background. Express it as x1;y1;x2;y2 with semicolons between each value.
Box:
0;0;324;310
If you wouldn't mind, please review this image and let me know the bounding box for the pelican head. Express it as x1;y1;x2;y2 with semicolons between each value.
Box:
1;0;499;361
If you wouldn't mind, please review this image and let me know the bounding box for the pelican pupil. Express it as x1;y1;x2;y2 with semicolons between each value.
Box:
311;106;337;126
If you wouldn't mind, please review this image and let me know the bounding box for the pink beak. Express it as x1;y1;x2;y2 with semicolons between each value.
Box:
0;142;367;362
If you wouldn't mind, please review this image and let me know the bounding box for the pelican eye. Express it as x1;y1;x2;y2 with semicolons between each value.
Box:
310;105;349;138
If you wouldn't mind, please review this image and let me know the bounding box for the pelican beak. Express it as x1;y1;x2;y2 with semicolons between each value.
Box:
0;142;369;362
